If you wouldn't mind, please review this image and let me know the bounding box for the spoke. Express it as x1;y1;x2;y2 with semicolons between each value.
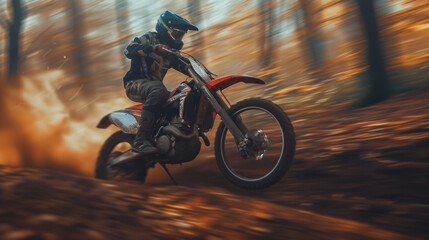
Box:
221;107;284;181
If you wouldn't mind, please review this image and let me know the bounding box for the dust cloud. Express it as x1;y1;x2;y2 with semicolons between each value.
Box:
0;71;125;176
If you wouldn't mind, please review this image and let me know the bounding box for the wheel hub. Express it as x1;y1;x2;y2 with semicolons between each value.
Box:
240;129;269;160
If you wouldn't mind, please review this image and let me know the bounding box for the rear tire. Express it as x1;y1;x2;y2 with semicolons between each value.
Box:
95;131;148;183
214;98;295;190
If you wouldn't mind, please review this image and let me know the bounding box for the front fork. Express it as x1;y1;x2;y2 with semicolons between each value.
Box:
199;86;245;143
188;68;250;155
208;90;251;159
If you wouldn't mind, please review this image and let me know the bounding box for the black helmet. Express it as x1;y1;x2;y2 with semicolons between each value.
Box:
155;10;198;50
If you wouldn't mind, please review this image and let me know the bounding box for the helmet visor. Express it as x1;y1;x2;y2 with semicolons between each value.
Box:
171;29;186;40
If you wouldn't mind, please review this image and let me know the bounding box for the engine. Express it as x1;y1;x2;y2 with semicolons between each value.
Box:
155;120;201;164
155;81;201;164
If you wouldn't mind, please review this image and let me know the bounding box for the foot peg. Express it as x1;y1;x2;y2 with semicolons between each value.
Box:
132;140;159;154
109;150;142;167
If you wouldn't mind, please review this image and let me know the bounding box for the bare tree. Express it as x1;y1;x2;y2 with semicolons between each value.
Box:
1;0;26;83
115;0;131;69
258;0;275;69
356;0;390;107
295;0;325;83
66;0;89;92
187;0;205;62
298;0;324;69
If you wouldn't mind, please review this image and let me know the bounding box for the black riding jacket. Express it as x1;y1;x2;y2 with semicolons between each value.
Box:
122;32;189;87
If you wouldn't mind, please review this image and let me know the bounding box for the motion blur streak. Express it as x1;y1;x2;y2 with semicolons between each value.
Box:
0;0;428;176
0;1;428;238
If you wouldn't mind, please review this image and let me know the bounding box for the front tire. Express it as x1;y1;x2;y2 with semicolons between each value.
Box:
95;131;148;183
214;98;295;189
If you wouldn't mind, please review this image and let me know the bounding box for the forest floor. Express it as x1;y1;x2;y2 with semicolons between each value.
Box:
1;90;428;240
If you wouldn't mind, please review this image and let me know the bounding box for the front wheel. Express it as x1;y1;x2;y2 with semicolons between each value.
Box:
214;98;295;189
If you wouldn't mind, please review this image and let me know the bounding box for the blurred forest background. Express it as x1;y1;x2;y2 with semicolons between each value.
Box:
0;0;428;175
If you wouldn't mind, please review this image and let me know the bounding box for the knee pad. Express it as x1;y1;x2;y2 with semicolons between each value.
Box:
142;104;159;113
150;89;169;105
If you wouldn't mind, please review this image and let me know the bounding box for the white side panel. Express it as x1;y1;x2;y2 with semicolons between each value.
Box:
109;112;139;134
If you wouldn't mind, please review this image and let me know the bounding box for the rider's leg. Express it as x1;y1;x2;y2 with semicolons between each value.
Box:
126;79;147;102
132;109;158;153
126;80;169;154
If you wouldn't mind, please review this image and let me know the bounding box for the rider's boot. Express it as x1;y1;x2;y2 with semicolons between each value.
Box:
109;110;158;166
132;109;158;154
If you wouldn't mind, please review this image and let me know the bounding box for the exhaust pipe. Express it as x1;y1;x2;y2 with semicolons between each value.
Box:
162;125;195;139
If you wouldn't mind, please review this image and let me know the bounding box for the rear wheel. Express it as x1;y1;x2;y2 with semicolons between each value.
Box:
95;131;148;183
214;98;295;189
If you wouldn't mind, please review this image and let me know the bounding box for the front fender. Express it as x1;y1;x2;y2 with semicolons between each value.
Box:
96;111;139;134
206;75;265;93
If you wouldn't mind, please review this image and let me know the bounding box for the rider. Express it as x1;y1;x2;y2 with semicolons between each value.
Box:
123;10;198;156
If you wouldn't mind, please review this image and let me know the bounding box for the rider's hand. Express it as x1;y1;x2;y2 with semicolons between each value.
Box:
153;44;170;56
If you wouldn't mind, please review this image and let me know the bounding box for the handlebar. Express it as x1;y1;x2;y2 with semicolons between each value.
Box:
162;47;181;57
162;47;188;66
162;47;217;79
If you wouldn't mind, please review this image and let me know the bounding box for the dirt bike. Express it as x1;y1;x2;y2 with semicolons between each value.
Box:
95;49;295;189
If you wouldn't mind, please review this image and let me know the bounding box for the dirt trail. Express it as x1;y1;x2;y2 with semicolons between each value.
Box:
0;168;414;240
1;90;429;239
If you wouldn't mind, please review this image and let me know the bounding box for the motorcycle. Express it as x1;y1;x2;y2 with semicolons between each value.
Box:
95;49;295;189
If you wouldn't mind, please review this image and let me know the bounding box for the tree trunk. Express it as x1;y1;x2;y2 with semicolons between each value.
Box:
299;0;324;69
115;0;130;69
7;0;24;83
187;0;205;62
67;0;88;92
0;80;8;127
258;0;275;69
296;0;325;83
356;0;390;107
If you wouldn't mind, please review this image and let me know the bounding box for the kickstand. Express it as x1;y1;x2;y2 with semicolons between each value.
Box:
160;163;178;185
